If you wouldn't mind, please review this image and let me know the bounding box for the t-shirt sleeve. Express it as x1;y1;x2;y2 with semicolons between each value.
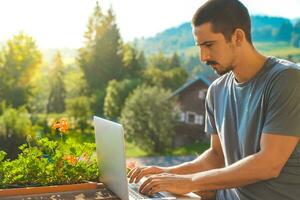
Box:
263;69;300;136
205;85;218;135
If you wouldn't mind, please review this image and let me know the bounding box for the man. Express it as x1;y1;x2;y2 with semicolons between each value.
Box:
128;0;300;199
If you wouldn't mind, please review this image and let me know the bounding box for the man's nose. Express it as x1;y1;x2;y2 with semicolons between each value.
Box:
200;49;210;62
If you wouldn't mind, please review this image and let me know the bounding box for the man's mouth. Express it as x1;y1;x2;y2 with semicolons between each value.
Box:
206;61;218;66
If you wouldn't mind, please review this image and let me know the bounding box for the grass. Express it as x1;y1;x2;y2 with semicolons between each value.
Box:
170;141;210;156
125;141;210;158
125;141;148;158
254;42;300;59
182;42;300;61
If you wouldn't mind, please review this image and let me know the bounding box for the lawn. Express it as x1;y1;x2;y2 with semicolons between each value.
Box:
254;42;300;59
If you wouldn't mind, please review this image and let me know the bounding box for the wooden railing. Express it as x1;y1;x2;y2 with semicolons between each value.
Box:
1;183;121;200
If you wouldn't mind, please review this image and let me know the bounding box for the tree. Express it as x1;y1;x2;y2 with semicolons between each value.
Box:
104;79;140;120
66;96;92;134
47;51;66;113
137;50;147;68
163;67;188;90
148;52;170;70
0;106;36;159
275;21;293;42
0;32;42;108
122;43;143;79
291;20;300;48
291;34;300;48
120;86;175;153
169;52;181;68
143;67;188;91
78;2;124;114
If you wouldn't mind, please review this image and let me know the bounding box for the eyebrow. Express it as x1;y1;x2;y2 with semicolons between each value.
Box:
195;40;216;46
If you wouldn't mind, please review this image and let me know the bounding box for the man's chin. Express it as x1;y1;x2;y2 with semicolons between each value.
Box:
213;69;229;76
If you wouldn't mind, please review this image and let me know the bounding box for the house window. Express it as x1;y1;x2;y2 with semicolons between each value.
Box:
195;115;204;125
198;89;206;100
179;112;185;122
186;112;196;124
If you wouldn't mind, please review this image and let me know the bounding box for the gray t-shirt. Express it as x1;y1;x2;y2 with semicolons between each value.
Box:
205;57;300;200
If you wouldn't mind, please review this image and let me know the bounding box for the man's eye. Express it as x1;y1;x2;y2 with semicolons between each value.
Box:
206;43;213;47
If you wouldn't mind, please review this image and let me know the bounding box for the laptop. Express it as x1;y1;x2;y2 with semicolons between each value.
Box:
93;116;201;200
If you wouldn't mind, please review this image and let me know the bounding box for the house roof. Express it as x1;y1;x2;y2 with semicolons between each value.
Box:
170;72;218;98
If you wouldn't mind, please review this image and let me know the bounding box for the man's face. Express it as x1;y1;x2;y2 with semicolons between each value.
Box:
193;22;236;75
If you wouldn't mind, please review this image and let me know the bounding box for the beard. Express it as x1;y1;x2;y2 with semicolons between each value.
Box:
206;60;232;76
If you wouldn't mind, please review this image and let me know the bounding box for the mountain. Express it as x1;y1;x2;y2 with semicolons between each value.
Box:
133;15;298;56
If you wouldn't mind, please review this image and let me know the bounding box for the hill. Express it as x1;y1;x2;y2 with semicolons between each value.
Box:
134;15;300;58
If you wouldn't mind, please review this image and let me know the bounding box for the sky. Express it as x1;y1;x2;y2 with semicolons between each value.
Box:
0;0;299;49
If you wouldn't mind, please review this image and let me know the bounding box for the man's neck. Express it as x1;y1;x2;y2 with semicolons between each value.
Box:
232;48;267;83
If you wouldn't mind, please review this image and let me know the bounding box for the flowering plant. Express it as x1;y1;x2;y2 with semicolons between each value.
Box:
0;118;99;189
52;118;69;133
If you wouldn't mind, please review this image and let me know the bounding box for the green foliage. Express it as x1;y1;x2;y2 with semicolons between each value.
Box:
170;142;210;156
78;3;124;114
143;67;188;91
0;138;99;188
163;67;188;90
125;141;210;157
104;79;140;120
125;141;148;158
120;85;175;153
134;16;300;57
148;52;170;70
291;34;300;48
291;20;300;48
0;32;42;108
122;43;144;78
66;96;92;134
275;21;293;42
47;51;66;113
253;42;300;58
0;106;36;159
293;20;300;34
63;64;88;101
169;52;181;68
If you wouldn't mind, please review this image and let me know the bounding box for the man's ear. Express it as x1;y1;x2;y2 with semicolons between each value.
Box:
232;28;244;46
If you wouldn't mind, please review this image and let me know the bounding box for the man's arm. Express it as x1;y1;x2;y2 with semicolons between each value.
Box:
128;134;224;183
191;133;300;191
166;134;224;174
139;133;299;196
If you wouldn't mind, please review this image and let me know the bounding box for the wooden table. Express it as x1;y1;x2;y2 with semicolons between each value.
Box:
0;183;121;200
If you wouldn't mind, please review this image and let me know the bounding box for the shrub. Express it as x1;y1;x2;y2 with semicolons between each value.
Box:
120;85;175;153
0;106;37;159
0;138;99;188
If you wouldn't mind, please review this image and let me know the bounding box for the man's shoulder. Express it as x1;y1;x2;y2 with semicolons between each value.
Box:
268;57;300;81
208;72;233;91
270;57;300;74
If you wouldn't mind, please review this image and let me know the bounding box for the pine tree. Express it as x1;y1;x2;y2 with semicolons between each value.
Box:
78;2;124;114
46;51;66;113
169;52;181;68
122;43;143;78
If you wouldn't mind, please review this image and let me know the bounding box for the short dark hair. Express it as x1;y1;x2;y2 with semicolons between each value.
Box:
192;0;252;44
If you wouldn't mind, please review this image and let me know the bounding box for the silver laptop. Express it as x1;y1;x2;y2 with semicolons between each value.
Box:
93;116;200;200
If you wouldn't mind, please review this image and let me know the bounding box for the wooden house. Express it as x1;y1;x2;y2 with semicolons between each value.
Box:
170;73;218;147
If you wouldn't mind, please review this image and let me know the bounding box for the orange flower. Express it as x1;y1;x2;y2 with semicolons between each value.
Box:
63;155;77;166
52;118;69;133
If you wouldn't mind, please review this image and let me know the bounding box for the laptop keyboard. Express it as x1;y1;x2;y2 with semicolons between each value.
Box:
128;182;165;199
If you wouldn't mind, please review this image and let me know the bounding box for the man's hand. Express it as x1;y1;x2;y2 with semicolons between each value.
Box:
139;173;194;196
127;166;166;183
